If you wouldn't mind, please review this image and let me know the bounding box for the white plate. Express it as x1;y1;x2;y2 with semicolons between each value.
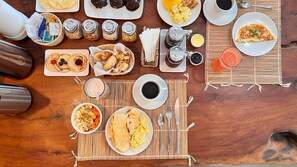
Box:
132;74;168;110
232;12;278;57
203;0;237;26
84;0;144;20
105;106;153;156
35;0;80;13
157;0;201;27
44;49;90;76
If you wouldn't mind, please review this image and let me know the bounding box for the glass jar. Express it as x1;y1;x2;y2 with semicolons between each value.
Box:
63;19;82;40
165;46;187;67
82;19;100;41
102;20;119;41
122;21;137;42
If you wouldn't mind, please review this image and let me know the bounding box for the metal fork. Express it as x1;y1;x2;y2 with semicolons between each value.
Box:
165;104;173;154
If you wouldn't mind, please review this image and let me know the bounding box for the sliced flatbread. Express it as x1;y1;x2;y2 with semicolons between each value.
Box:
68;53;87;72
55;54;71;72
45;53;60;72
110;114;130;152
127;109;141;135
236;23;275;42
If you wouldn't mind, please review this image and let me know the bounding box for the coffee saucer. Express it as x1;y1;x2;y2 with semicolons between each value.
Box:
132;74;168;110
203;0;238;26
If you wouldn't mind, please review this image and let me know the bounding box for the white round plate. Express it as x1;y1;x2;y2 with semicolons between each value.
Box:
203;0;238;26
105;106;153;156
132;74;168;110
232;12;278;57
157;0;201;27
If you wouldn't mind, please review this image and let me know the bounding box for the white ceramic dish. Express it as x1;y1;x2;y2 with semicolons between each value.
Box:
157;0;201;27
84;0;144;19
105;106;153;156
35;0;80;13
132;74;168;110
232;12;278;57
159;29;187;73
203;0;238;26
44;49;89;76
71;103;102;134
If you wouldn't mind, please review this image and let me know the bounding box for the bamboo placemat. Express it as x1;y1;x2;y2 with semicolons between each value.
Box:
205;0;283;86
76;79;189;161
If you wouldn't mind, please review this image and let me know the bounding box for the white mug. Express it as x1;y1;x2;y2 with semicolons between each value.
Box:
214;0;236;14
0;0;28;40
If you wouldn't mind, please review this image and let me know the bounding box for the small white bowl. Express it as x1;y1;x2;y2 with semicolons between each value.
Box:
71;103;102;134
191;34;205;48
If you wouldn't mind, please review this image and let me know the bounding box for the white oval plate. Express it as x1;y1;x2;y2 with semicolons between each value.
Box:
105;106;153;156
35;0;80;13
157;0;201;27
132;74;168;110
84;0;144;20
232;12;278;57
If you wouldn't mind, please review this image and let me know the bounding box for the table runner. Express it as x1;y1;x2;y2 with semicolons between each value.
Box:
74;79;191;162
205;0;288;91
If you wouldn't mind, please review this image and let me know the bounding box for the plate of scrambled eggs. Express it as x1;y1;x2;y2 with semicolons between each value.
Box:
105;107;153;156
157;0;201;27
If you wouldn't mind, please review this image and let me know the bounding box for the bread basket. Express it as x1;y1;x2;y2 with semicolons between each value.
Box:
32;13;64;47
90;44;135;76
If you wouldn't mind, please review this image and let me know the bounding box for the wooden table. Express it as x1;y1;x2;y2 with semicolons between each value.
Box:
1;0;297;166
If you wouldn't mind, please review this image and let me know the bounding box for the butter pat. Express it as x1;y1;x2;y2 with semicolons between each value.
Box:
191;34;205;47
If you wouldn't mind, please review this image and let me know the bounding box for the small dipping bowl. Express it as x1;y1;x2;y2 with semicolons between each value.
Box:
191;34;205;48
188;52;204;66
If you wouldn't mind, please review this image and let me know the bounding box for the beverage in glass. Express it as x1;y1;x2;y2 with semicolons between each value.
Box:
212;47;242;72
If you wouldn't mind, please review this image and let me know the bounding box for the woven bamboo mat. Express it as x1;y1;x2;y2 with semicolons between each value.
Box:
205;0;282;85
76;79;189;161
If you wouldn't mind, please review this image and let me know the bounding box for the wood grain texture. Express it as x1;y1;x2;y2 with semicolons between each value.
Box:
0;0;297;166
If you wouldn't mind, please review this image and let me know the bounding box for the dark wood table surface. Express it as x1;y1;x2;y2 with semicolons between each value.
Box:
1;0;297;166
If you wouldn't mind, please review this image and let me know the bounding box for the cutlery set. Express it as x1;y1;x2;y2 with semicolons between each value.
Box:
158;98;180;154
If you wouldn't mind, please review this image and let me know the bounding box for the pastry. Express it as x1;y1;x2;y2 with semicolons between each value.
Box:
116;61;129;72
68;53;88;72
123;55;131;63
55;54;71;72
115;51;125;60
93;51;113;61
110;0;125;9
91;0;108;8
103;56;117;71
236;23;275;42
125;0;141;11
182;0;198;9
45;53;61;72
110;114;130;152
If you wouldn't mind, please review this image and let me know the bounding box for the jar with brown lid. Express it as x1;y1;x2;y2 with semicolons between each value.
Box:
63;19;82;40
122;21;137;42
82;19;100;41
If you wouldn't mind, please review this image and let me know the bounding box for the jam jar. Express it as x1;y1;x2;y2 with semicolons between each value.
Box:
63;19;82;40
82;19;100;41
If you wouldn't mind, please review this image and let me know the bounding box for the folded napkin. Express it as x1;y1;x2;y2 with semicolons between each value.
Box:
89;43;128;76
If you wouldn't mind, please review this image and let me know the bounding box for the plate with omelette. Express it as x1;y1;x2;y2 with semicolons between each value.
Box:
36;0;80;13
44;49;89;76
232;12;278;57
105;107;153;156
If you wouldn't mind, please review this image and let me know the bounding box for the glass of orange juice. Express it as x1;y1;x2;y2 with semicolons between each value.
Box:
212;47;242;72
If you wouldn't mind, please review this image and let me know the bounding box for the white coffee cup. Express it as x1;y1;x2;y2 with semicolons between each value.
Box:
84;78;110;99
0;0;28;40
214;0;236;14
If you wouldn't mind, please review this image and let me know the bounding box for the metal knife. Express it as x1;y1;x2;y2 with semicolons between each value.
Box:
174;98;180;154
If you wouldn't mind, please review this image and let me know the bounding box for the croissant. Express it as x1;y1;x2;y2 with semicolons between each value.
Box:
103;56;117;71
94;51;112;61
116;61;129;72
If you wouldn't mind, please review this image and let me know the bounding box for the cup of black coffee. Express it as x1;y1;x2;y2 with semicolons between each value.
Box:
141;81;160;100
215;0;235;12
